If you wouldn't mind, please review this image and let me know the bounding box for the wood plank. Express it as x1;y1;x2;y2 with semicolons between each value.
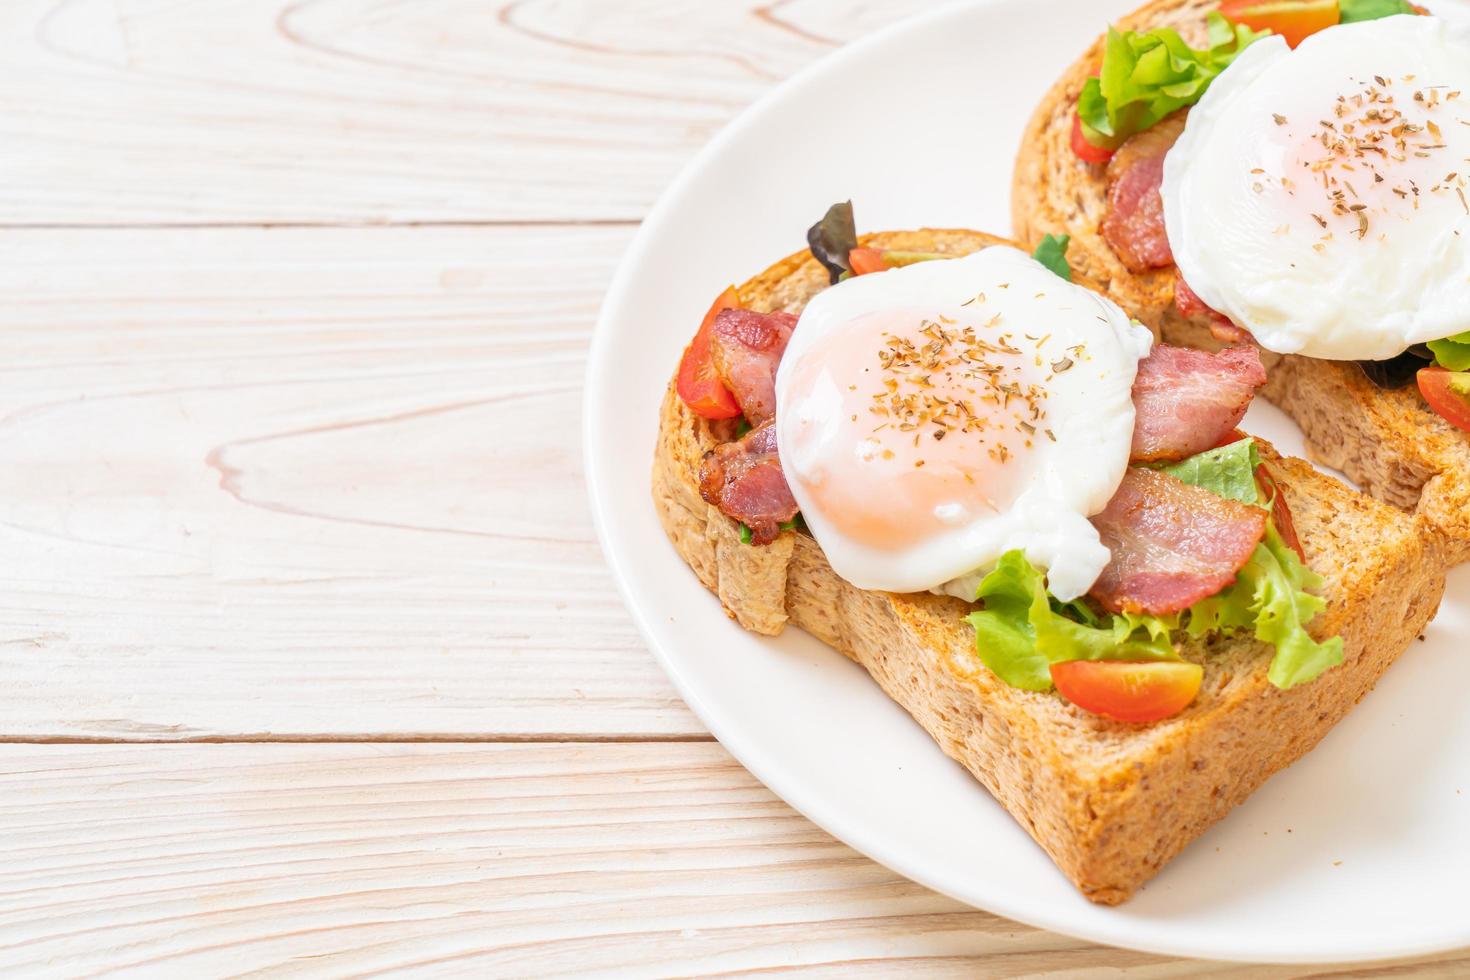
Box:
0;0;938;226
2;741;1462;976
0;223;707;739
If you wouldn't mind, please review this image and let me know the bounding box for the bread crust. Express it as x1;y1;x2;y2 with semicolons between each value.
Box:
1010;0;1470;564
651;228;1447;903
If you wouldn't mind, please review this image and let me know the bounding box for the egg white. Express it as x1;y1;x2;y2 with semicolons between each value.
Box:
774;247;1152;601
1162;16;1470;360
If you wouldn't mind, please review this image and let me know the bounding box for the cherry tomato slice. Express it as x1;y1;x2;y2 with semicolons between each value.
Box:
1417;366;1470;434
675;286;743;419
847;247;888;276
1219;0;1340;48
1255;462;1306;562
1050;660;1203;723
1071;112;1115;164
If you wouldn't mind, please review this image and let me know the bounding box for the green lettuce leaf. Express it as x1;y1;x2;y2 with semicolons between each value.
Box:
1031;234;1072;282
1180;584;1257;639
964;552;1177;692
1161;438;1341;686
1339;0;1416;22
1078;13;1268;148
1255;523;1343;687
1035;600;1178;667
965;437;1343;693
1177;528;1342;687
1159;437;1261;505
1117;607;1180;641
1428;332;1470;372
965;552;1053;690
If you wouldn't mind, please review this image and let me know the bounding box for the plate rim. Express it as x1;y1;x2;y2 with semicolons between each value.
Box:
583;0;1470;963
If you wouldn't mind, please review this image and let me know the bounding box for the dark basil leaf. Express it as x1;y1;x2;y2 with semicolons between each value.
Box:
807;201;857;285
1357;345;1432;389
1031;234;1072;281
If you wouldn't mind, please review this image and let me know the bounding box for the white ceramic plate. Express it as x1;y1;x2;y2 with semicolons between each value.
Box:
586;0;1470;963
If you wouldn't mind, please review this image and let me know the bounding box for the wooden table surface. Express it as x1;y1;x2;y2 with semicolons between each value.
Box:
3;0;1465;974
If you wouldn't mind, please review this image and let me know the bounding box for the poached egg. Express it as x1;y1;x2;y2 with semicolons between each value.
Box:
774;247;1152;601
1162;15;1470;361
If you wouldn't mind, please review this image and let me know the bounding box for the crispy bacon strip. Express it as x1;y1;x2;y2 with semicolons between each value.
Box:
1131;345;1268;463
1174;274;1254;345
1100;113;1188;273
698;420;798;545
709;309;797;427
1090;467;1267;616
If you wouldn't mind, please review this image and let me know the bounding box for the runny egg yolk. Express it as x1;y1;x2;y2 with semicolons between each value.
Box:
779;308;1051;551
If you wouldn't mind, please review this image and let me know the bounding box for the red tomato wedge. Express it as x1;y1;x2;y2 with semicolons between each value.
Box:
848;247;888;276
1417;366;1470;434
1255;462;1306;562
1051;661;1203;723
1070;112;1115;164
676;286;743;419
1219;0;1339;48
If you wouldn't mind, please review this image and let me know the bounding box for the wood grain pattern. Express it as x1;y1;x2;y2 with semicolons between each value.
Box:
3;0;1466;970
1;741;1462;977
0;224;707;739
0;0;936;226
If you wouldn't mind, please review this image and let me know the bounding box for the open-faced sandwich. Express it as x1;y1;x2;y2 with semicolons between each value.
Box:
1012;0;1470;560
653;202;1446;903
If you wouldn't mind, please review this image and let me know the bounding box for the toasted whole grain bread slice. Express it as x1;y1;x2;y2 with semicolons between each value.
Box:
652;227;1446;904
1010;0;1470;563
